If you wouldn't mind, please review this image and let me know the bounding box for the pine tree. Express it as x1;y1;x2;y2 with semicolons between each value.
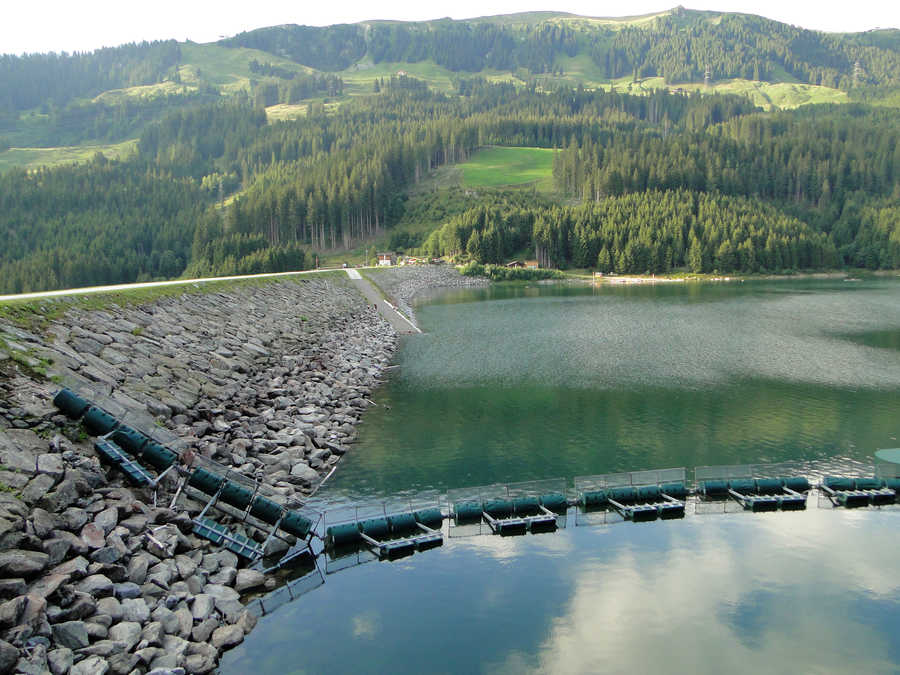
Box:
466;229;484;262
688;237;704;273
597;246;612;273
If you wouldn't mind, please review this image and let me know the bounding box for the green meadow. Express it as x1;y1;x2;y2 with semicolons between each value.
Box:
458;146;556;191
0;140;138;172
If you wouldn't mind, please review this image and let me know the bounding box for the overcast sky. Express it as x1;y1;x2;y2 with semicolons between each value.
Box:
3;1;899;55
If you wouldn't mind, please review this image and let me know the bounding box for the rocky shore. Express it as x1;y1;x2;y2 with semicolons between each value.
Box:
0;276;396;674
365;265;488;325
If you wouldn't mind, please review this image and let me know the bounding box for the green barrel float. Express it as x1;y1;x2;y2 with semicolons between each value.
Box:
220;481;254;510
82;406;119;436
700;480;729;497
728;479;756;495
53;388;90;419
659;482;687;499
635;485;660;502
854;477;883;491
483;499;514;518
883;478;900;493
454;502;483;522
109;426;149;456
281;511;313;539
608;486;637;504
249;496;283;525
539;493;568;513
359;518;389;539
327;522;360;546
414;508;443;529
781;476;810;492
141;442;177;473
582;490;608;507
512;496;540;515
823;476;854;491
755;478;783;495
188;468;225;495
387;512;418;535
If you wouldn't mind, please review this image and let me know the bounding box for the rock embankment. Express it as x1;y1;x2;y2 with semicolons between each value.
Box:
365;265;488;326
0;277;395;674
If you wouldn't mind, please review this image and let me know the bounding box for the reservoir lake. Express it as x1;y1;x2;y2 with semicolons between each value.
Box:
222;278;900;675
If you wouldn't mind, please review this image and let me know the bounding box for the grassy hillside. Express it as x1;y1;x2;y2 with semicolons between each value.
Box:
177;42;315;94
340;60;459;94
0;140;137;173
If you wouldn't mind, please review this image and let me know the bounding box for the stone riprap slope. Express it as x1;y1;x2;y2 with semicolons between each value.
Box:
364;265;488;326
0;277;395;675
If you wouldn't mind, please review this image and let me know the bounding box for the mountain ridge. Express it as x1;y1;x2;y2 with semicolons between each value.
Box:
1;7;898;171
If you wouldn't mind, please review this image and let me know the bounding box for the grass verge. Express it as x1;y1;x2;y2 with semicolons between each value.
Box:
0;270;345;333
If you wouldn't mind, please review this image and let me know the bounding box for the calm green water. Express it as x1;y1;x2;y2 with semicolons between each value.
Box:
222;278;900;675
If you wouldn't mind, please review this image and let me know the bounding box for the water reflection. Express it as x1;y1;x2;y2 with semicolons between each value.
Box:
222;509;900;675
520;510;900;675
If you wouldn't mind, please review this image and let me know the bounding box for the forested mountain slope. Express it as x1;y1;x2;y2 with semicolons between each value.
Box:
2;7;899;153
0;9;898;293
224;8;900;87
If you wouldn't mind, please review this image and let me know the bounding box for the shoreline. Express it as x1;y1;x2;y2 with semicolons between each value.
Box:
361;266;490;328
586;269;900;284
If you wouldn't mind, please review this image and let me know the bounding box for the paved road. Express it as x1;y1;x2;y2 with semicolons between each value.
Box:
346;270;421;334
0;265;421;334
0;268;333;303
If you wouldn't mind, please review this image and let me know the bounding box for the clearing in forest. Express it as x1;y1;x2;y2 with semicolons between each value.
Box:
458;146;555;190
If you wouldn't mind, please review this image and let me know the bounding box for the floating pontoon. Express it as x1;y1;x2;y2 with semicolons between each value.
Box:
695;464;811;513
575;468;687;524
324;497;445;561
448;479;568;537
820;476;896;508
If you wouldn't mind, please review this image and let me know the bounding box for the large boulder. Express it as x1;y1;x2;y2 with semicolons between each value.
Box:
76;574;113;597
108;621;142;651
0;430;42;475
0;640;18;675
0;550;48;577
210;623;244;650
234;569;265;593
51;621;90;650
71;655;109;675
289;462;319;484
